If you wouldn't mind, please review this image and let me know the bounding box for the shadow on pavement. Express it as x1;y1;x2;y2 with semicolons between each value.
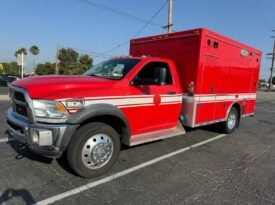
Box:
185;123;223;134
56;151;77;176
0;188;36;205
7;136;52;164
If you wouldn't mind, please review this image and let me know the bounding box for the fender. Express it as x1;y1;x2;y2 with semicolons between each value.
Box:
59;104;130;149
67;103;129;127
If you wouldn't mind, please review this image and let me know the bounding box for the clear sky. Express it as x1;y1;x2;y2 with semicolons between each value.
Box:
1;0;275;79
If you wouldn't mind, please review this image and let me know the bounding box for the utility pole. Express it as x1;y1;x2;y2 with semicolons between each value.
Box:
168;0;173;33
162;0;173;33
267;31;275;91
55;44;59;75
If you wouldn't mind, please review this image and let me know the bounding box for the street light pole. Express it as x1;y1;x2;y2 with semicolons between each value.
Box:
21;53;24;79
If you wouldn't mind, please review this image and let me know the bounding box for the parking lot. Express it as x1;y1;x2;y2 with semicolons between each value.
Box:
0;89;275;205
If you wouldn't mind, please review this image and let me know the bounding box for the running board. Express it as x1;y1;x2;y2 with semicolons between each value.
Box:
127;121;186;146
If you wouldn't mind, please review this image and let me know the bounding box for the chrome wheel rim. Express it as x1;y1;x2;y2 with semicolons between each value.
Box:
81;134;113;169
227;113;236;130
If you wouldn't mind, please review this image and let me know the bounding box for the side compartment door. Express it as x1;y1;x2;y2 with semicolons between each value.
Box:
196;54;219;124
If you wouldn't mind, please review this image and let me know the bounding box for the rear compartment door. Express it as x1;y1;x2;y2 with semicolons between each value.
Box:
196;54;219;124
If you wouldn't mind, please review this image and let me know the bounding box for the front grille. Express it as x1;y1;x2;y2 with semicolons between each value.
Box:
14;91;25;103
10;87;29;119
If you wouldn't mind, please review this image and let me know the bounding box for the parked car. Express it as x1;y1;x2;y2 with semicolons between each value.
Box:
0;75;8;86
6;76;20;86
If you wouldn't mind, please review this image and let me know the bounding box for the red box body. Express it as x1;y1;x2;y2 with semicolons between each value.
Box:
130;28;261;127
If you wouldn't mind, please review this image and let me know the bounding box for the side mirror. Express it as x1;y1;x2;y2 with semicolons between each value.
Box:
130;78;141;86
158;67;167;85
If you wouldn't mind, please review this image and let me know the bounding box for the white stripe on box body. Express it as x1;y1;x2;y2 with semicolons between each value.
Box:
181;93;257;128
195;93;256;103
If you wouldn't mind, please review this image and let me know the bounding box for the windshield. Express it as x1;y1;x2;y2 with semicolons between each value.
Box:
83;59;140;80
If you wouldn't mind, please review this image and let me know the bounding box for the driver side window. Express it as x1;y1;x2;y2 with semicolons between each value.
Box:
133;62;172;86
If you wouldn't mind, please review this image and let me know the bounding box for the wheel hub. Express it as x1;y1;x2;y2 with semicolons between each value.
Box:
228;113;236;129
92;143;111;164
81;134;113;169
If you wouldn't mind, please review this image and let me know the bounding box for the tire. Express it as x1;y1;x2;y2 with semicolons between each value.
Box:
221;107;239;134
67;122;120;178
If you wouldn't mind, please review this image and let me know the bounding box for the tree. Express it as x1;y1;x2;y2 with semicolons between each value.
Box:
57;48;93;75
65;62;87;75
29;45;40;71
0;64;4;74
35;62;55;75
15;48;27;57
79;54;93;69
58;48;79;73
1;62;20;76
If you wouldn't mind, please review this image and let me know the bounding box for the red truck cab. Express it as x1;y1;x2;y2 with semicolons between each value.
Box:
6;28;261;178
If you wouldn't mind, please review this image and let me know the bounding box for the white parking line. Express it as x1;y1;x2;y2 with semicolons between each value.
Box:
256;109;275;113
0;138;14;143
34;134;227;205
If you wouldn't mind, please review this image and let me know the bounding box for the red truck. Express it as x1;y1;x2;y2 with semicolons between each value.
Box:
7;28;261;178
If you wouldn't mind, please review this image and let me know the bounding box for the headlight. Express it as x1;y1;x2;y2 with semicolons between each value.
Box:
33;100;69;119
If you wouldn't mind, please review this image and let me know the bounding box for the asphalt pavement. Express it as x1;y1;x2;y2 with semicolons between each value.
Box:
0;86;9;95
0;92;274;205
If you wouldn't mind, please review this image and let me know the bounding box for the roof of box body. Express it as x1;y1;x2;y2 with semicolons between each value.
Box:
130;28;262;55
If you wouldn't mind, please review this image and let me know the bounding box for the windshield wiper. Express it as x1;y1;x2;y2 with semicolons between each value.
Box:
87;73;122;80
88;74;104;78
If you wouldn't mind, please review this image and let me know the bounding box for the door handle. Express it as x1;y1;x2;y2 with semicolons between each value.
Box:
167;91;177;95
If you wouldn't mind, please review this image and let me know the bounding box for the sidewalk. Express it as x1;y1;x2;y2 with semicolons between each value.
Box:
0;95;9;101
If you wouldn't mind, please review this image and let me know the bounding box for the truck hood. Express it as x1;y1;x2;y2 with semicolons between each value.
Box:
12;75;117;100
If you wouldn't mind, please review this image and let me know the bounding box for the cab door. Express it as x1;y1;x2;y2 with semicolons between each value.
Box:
128;61;181;134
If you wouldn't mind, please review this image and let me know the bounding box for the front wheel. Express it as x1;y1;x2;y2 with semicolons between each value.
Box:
220;107;239;134
67;122;120;178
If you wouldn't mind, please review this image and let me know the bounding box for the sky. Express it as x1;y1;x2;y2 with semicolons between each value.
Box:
1;0;275;79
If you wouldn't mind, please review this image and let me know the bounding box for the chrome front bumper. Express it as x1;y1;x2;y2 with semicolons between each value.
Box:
6;108;77;158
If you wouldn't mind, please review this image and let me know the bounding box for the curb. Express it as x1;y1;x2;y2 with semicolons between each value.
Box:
0;95;9;101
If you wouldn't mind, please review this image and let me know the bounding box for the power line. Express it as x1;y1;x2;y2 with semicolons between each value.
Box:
241;0;274;29
98;0;168;57
225;0;270;37
238;0;271;31
77;0;163;27
62;46;114;58
64;1;168;60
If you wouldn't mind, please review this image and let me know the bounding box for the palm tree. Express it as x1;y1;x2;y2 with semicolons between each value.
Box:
14;48;27;57
15;48;28;77
29;45;40;71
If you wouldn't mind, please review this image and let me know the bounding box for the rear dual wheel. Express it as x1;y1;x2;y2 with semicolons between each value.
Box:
67;122;120;178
